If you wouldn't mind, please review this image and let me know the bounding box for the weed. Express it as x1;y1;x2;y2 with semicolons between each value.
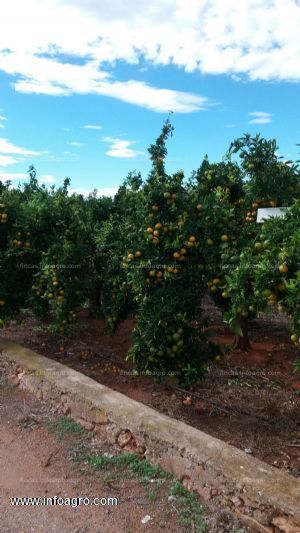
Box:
47;416;85;441
170;481;206;532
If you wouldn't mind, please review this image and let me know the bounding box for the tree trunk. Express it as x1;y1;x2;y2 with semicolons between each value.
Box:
234;316;251;351
89;278;103;318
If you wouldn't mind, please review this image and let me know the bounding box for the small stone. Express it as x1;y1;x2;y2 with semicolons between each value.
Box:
168;495;176;502
272;515;300;532
236;510;273;533
244;448;252;454
117;429;133;448
141;515;151;524
182;396;193;405
62;404;71;415
8;374;20;385
181;475;192;490
75;418;94;431
230;496;242;507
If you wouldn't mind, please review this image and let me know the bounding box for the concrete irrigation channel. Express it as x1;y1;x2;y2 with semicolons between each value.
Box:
1;339;299;532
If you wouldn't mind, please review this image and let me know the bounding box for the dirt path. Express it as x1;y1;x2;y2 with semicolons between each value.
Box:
0;385;144;533
0;378;246;533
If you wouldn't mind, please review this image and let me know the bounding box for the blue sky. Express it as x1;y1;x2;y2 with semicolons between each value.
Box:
0;0;300;196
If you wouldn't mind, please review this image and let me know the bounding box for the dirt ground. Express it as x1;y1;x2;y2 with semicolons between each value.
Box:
0;378;247;533
1;299;300;478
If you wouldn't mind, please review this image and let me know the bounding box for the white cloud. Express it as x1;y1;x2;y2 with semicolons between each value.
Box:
0;155;20;167
0;137;42;156
0;172;27;180
0;124;5;129
0;115;7;128
102;136;144;158
248;111;272;124
68;141;85;147
0;136;44;167
0;0;299;117
68;186;118;197
40;174;56;184
84;124;102;130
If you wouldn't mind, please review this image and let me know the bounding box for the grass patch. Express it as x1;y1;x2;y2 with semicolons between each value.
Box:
170;481;206;532
49;417;207;531
47;416;86;441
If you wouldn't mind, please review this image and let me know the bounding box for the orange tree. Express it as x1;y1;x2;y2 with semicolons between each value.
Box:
0;167;114;330
201;135;300;348
121;121;219;387
220;201;300;370
0;168;47;325
29;186;114;332
91;172;145;330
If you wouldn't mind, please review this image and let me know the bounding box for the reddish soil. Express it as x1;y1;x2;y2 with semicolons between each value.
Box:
1;301;300;478
0;378;247;532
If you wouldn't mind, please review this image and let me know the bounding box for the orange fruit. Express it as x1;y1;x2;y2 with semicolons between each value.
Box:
279;264;288;274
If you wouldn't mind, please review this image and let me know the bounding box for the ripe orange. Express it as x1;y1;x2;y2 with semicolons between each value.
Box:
189;236;196;243
153;230;160;237
220;234;228;242
173;252;180;259
154;223;162;230
147;227;153;234
279;264;288;274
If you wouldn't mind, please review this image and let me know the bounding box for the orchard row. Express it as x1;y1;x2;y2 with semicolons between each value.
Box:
1;123;300;385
